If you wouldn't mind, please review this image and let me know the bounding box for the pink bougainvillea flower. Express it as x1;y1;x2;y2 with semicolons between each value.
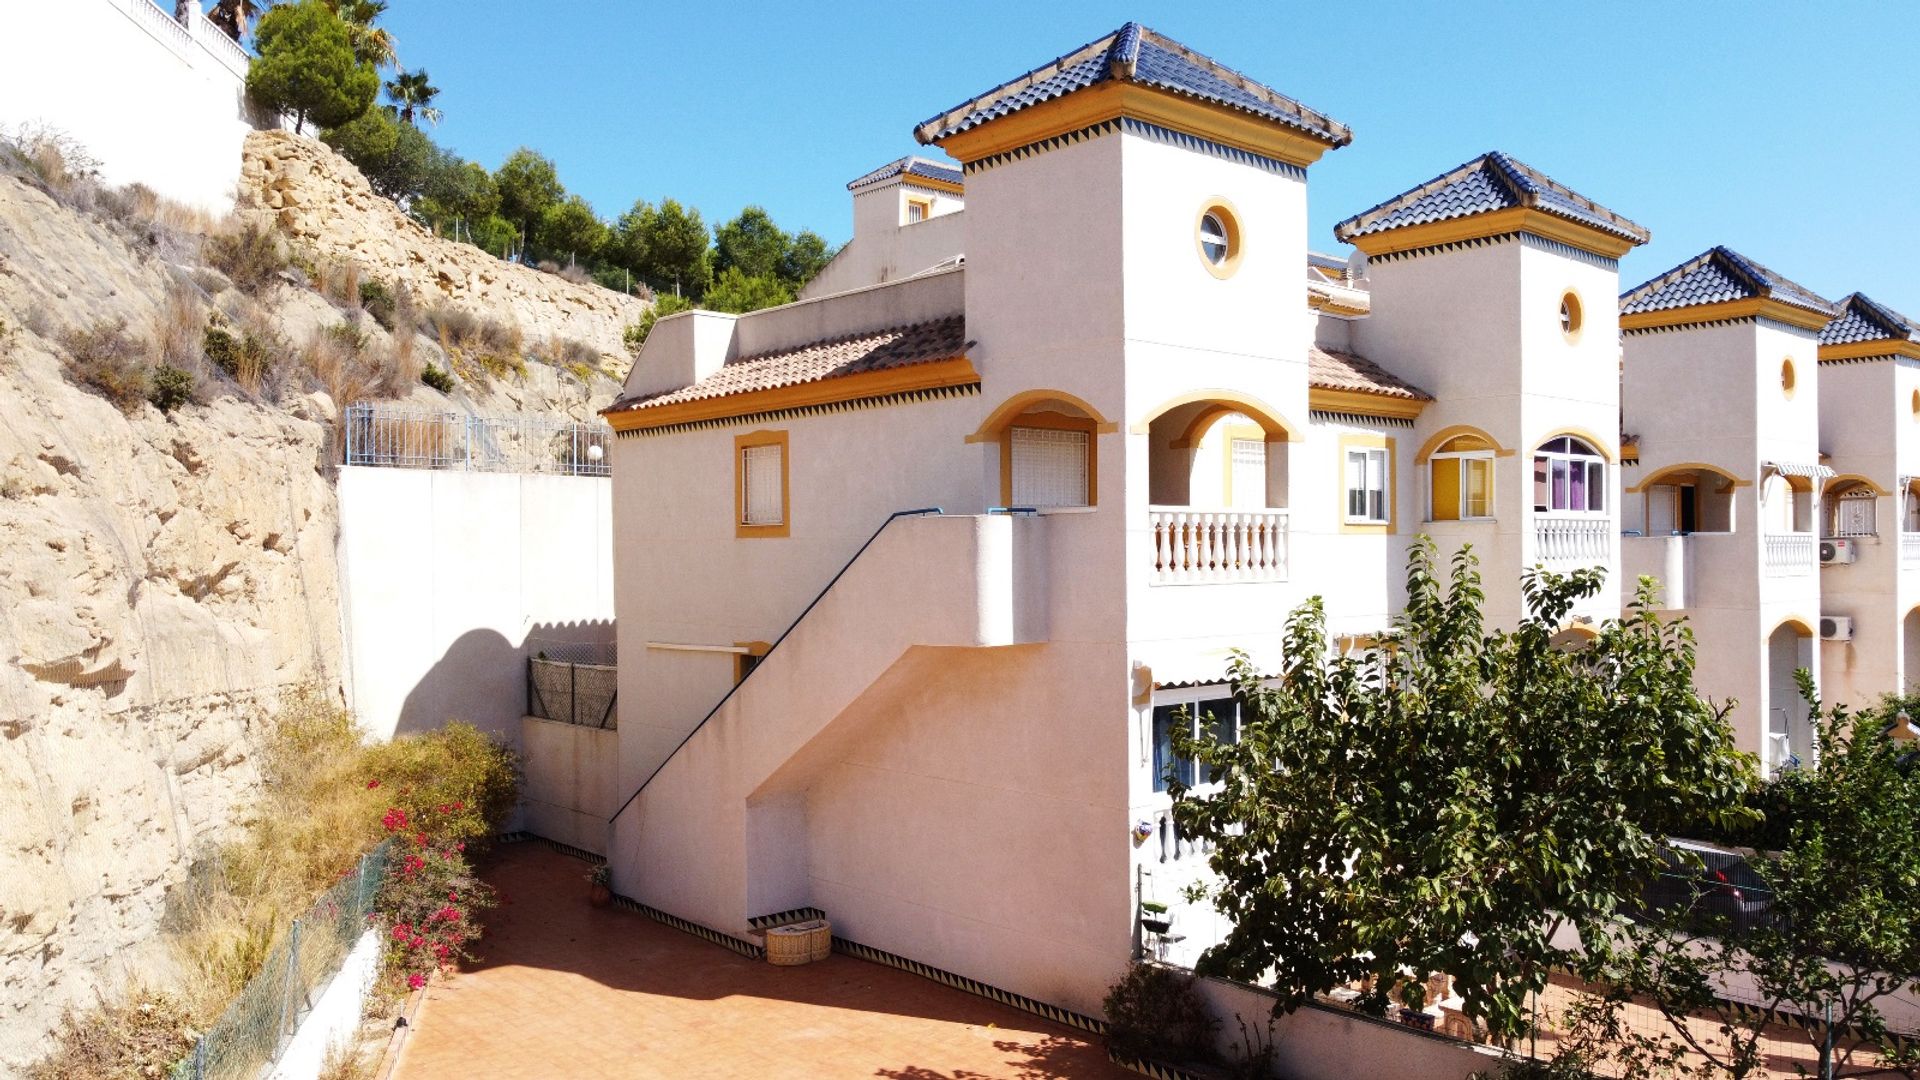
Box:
391;923;412;940
366;780;380;789
381;808;407;832
414;832;430;847
407;973;426;990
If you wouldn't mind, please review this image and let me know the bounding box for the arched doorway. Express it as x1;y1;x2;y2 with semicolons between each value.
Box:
1136;392;1298;584
1766;620;1814;771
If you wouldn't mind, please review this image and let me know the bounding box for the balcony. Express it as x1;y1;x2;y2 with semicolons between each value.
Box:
1764;533;1815;576
1149;507;1288;585
1904;533;1920;567
1534;515;1610;563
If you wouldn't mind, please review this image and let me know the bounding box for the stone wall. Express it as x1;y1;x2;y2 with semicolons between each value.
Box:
239;131;648;360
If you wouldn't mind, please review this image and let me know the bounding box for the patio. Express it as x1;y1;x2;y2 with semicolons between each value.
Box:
389;841;1130;1079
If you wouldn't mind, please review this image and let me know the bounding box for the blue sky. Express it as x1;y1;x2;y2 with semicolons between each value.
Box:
378;0;1920;306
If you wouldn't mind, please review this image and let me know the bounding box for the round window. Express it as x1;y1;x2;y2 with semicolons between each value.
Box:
1194;202;1241;278
1559;292;1583;340
1781;358;1796;398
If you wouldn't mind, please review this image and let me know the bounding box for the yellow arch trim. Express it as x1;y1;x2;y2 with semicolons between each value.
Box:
1415;424;1514;464
965;389;1118;444
1823;473;1893;497
1131;389;1302;443
1533;427;1617;464
1625;462;1751;495
1768;615;1817;638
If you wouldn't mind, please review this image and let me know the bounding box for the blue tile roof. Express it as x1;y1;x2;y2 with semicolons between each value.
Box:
847;156;965;192
914;22;1350;150
1619;247;1836;318
1820;293;1920;346
1333;152;1649;246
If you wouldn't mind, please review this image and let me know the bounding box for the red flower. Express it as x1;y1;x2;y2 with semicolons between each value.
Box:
391;923;412;940
455;842;466;852
433;943;450;959
448;890;458;902
366;780;380;789
407;973;426;990
381;808;408;832
414;832;430;847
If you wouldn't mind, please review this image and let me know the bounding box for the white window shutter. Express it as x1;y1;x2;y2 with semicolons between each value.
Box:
1010;426;1088;507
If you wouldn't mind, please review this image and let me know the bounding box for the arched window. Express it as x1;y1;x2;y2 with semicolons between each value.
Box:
1429;434;1493;521
1825;483;1877;538
1532;436;1605;514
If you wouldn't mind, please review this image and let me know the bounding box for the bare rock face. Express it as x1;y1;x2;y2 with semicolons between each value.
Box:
238;130;648;360
0;177;346;1069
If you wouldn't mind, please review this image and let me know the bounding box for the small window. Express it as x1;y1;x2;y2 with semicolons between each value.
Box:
1781;358;1796;398
1429;436;1494;521
906;198;929;224
1195;202;1241;278
1829;486;1876;538
1532;436;1606;514
736;431;789;536
1229;437;1266;509
1346;446;1390;524
1559;291;1583;340
1010;425;1090;508
1152;696;1240;793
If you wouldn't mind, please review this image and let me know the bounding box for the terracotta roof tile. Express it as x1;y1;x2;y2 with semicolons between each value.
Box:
608;316;970;413
1308;345;1430;401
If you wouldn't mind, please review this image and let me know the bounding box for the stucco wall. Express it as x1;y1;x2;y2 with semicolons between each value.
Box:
0;0;263;213
337;468;614;745
520;716;617;854
1192;974;1510;1080
800;181;965;299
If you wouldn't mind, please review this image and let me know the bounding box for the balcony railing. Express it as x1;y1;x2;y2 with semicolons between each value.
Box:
1764;533;1815;576
1534;514;1611;563
1904;533;1920;566
1149;507;1288;585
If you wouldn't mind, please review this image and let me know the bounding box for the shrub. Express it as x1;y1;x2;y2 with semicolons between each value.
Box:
359;279;396;329
203;325;239;376
204;322;278;395
304;323;388;407
61;318;150;412
425;306;525;383
148;365;195;414
1103;963;1216;1064
205;221;290;296
420;363;454;392
0;123;102;210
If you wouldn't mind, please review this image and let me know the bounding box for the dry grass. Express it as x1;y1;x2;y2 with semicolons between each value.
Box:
425;305;525;383
304;321;409;410
309;256;363;310
60;317;151;412
152;280;206;377
205;221;290;297
26;985;198;1080
0;123;102;208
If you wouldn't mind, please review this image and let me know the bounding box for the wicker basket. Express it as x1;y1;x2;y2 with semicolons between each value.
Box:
766;920;831;966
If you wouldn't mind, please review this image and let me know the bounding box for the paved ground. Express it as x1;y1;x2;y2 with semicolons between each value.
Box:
390;842;1129;1079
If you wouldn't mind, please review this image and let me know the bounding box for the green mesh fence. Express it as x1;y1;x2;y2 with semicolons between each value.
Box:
172;840;393;1080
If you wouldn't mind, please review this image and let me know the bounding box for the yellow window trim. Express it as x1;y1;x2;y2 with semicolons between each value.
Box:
905;195;934;223
1533;427;1617;463
1133;389;1301;441
1195;199;1244;280
1414;425;1514;464
1560;289;1584;344
735;429;790;539
1000;411;1099;508
1822;473;1892;498
903;175;964;195
1624;463;1750;495
1338;432;1397;534
967;389;1117;444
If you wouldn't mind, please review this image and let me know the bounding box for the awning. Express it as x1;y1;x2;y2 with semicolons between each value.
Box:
1763;461;1835;481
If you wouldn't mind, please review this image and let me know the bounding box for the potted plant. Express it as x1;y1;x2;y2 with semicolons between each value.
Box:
586;863;612;907
1139;900;1172;935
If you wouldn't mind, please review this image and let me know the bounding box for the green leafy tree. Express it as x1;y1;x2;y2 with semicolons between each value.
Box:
247;0;378;134
493;148;563;257
615;198;711;298
385;68;441;126
780;228;835;289
1584;678;1920;1078
415;154;500;234
323;106;431;201
703;267;793;314
627;293;694;352
535;195;609;265
713;206;790;281
1170;541;1757;1042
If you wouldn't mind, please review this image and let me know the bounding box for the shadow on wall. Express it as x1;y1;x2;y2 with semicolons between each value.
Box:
395;620;614;743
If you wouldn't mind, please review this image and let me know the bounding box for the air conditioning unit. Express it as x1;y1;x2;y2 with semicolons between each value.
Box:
1820;538;1858;565
1820;616;1853;642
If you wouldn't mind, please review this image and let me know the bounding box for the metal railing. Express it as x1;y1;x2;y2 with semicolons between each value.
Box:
1149;507;1289;585
528;658;617;729
342;403;612;476
172;841;391;1080
1764;532;1816;576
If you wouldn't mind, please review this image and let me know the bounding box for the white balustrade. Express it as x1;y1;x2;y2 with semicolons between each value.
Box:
1153;810;1210;865
1903;533;1920;567
1533;515;1611;563
1149;507;1288;585
1764;533;1815;576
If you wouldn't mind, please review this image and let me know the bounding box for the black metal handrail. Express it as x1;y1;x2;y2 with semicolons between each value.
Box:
606;507;944;825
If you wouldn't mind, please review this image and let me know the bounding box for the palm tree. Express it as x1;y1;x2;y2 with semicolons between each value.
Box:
385;69;442;127
204;0;264;41
320;0;396;69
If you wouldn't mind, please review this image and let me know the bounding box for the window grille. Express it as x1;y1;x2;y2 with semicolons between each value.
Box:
1834;488;1876;537
742;444;784;525
1011;426;1088;507
1230;438;1266;508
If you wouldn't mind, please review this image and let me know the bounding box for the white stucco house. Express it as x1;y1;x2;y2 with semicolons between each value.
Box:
591;22;1695;1015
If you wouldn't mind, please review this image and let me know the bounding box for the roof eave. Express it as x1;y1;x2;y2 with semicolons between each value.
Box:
1340;206;1642;261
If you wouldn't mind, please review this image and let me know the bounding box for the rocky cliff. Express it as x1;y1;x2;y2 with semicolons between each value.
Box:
0;131;627;1069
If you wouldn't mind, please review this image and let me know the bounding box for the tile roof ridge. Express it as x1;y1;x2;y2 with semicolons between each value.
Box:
728;314;965;365
914;24;1126;144
1838;292;1920;340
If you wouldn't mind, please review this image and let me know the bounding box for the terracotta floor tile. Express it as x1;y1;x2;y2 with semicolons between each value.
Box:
390;843;1127;1079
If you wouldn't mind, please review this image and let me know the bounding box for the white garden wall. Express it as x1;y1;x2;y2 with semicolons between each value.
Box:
0;0;262;213
336;468;614;747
